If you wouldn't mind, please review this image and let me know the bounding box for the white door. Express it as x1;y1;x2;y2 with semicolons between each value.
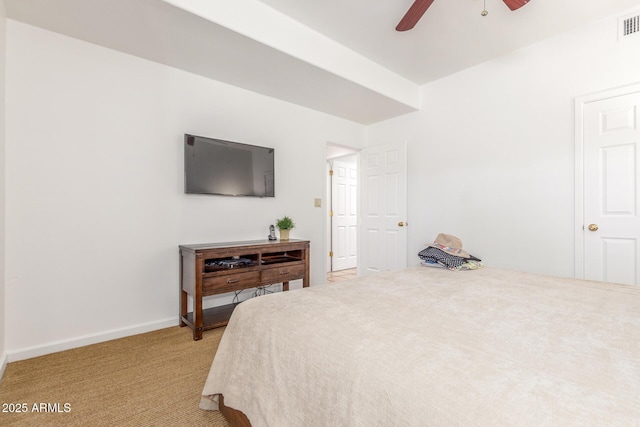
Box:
576;85;640;286
331;158;358;271
359;142;408;275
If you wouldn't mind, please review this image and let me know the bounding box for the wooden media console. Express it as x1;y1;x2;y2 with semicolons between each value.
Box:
179;239;310;340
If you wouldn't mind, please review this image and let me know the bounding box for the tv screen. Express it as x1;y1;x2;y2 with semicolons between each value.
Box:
184;134;275;197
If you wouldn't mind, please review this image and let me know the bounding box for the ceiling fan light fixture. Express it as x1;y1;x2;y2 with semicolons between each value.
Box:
396;0;532;31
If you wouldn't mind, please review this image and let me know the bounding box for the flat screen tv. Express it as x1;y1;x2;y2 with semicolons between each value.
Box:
184;134;275;197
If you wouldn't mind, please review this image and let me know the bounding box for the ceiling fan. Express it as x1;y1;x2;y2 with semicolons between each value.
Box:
396;0;531;31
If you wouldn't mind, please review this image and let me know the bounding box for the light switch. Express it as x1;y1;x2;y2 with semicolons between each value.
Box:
314;198;322;208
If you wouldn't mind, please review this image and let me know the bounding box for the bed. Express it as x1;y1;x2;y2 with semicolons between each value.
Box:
200;266;640;426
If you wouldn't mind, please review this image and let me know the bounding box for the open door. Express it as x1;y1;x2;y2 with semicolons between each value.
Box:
359;142;408;275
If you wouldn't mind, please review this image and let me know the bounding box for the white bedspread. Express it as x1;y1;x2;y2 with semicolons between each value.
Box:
201;266;640;426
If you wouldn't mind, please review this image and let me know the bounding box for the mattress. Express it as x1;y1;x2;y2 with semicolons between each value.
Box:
201;266;640;426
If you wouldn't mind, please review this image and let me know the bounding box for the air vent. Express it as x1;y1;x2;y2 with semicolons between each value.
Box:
619;12;640;40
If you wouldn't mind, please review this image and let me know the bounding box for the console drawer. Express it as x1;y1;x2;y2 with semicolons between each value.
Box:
203;271;260;295
261;263;305;283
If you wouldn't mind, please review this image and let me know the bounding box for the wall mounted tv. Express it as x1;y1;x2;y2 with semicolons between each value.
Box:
184;134;275;197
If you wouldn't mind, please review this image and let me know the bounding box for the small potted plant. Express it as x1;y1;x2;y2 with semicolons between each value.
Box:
275;216;295;240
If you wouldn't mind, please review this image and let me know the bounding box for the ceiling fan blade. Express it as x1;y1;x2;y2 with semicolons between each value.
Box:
502;0;530;11
396;0;436;32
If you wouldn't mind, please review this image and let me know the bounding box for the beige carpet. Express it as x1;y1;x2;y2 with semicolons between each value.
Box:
0;326;229;427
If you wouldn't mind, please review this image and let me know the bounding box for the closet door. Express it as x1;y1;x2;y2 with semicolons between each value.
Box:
331;158;358;271
577;86;640;286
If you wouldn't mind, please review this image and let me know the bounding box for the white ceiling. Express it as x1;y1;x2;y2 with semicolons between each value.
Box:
4;0;640;124
258;0;640;84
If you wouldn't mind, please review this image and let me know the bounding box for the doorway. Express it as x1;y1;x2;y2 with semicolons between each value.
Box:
324;141;409;283
326;144;359;282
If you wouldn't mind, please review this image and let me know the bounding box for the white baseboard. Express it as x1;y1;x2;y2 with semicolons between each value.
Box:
6;317;178;363
0;351;8;381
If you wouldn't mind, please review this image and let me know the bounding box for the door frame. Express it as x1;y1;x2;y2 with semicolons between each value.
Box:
574;81;640;279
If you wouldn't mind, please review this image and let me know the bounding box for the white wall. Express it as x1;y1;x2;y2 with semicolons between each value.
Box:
6;6;639;362
5;20;365;359
368;10;640;278
0;0;7;375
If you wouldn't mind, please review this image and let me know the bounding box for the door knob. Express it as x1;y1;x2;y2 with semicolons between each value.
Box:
588;224;599;232
398;221;407;227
